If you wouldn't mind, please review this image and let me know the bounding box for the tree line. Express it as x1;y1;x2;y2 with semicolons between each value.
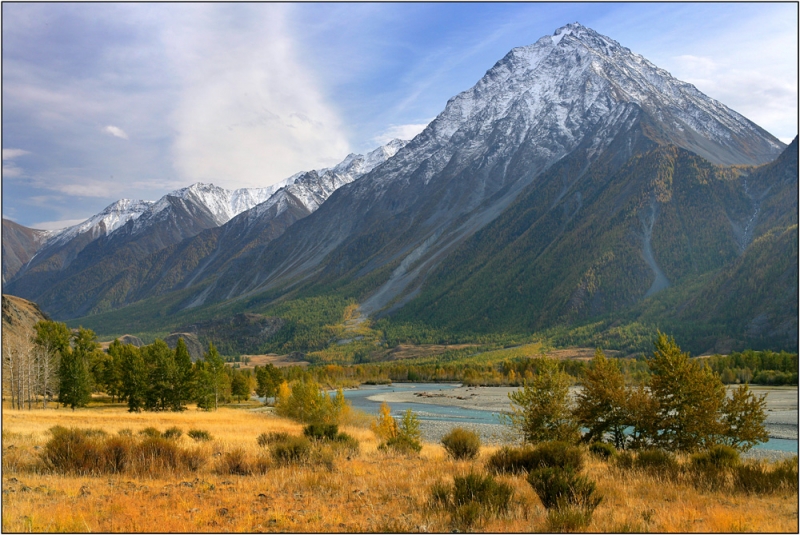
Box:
4;320;285;412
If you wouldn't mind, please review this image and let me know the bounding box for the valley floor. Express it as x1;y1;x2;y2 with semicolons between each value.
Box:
2;405;798;532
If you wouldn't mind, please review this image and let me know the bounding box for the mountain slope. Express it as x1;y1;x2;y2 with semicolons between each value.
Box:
164;22;784;315
6;140;407;318
1;219;53;283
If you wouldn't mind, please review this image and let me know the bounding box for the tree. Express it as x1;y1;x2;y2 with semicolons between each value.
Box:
195;343;228;410
719;384;769;451
144;340;177;411
507;357;578;444
573;349;628;448
58;328;97;410
255;363;283;403
171;338;194;411
118;343;147;412
230;369;252;402
648;333;726;452
371;402;398;440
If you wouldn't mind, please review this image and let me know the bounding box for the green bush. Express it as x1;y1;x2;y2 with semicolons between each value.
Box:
452;472;513;513
163;427;183;440
139;427;162;439
257;431;291;447
531;441;584;471
429;481;451;507
589;442;617;460
452;502;482;530
187;429;212;442
546;506;597;532
331;432;360;455
271;436;311;464
441;428;481;460
527;466;601;512
303;423;339;440
691;444;740;469
615;451;635;470
379;435;422;454
634;449;679;477
486;446;539;474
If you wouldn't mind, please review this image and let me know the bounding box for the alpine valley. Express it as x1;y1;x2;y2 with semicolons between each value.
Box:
3;23;797;356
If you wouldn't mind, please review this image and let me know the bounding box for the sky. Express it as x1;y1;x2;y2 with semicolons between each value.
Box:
2;2;797;230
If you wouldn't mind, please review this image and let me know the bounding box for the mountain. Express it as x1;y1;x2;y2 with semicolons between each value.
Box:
1;219;53;283
154;22;784;314
7;23;794;353
2;294;50;343
4;140;407;318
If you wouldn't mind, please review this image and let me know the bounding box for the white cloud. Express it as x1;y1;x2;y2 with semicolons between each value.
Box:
373;121;432;145
29;218;88;231
103;125;129;139
2;148;30;160
164;5;351;189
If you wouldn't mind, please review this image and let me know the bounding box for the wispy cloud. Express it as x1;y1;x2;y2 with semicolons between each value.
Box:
2;148;30;177
103;125;129;139
29;218;88;231
3;148;31;160
164;4;351;188
373;121;432;145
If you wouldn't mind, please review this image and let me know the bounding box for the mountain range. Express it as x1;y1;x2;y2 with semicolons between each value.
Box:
3;23;796;354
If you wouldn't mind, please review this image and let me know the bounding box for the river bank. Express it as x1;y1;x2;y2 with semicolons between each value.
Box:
368;384;798;458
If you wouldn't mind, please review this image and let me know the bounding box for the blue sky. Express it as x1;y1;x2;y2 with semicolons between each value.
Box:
3;2;797;229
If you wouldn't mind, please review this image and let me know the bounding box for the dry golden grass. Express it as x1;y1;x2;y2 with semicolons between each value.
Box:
2;406;797;533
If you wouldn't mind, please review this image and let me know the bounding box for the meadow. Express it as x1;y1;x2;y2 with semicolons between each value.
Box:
2;403;797;533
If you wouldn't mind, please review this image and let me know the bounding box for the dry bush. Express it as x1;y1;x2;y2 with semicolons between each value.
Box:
216;448;253;476
441;428;481;460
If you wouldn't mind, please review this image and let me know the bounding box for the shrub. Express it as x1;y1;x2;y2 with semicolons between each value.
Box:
734;457;799;494
452;502;482;530
180;447;209;472
187;429;212;442
331;432;360;456
634;449;679;477
589;442;617;460
117;428;133;437
271;436;311;464
101;435;134;473
257;431;290;447
615;451;635;470
531;441;584;471
42;427;103;475
133;437;181;475
528;466;600;510
441;428;481;460
379;435;422;454
303;423;339;440
217;448;253;476
546;506;596;532
691;444;740;469
452;472;513;513
163;427;183;440
139;427;162;439
429;481;451;508
486;446;538;474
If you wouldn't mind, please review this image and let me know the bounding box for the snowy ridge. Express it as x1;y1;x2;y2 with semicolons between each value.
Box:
380;22;782;189
242;139;408;224
46;199;155;247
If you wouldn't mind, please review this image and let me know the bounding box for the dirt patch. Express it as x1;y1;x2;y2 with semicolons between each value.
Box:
380;343;477;361
230;353;310;369
546;347;622;361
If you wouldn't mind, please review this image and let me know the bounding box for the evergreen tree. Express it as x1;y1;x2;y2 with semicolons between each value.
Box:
230;369;251;402
144;340;176;411
119;344;147;412
171;338;194;411
58;328;97;410
720;384;769;451
196;343;228;410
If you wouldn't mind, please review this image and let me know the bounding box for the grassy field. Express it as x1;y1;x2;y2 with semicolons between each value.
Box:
2;404;797;533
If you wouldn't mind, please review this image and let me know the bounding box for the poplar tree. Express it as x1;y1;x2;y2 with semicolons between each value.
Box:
58;328;95;410
119;344;147;412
